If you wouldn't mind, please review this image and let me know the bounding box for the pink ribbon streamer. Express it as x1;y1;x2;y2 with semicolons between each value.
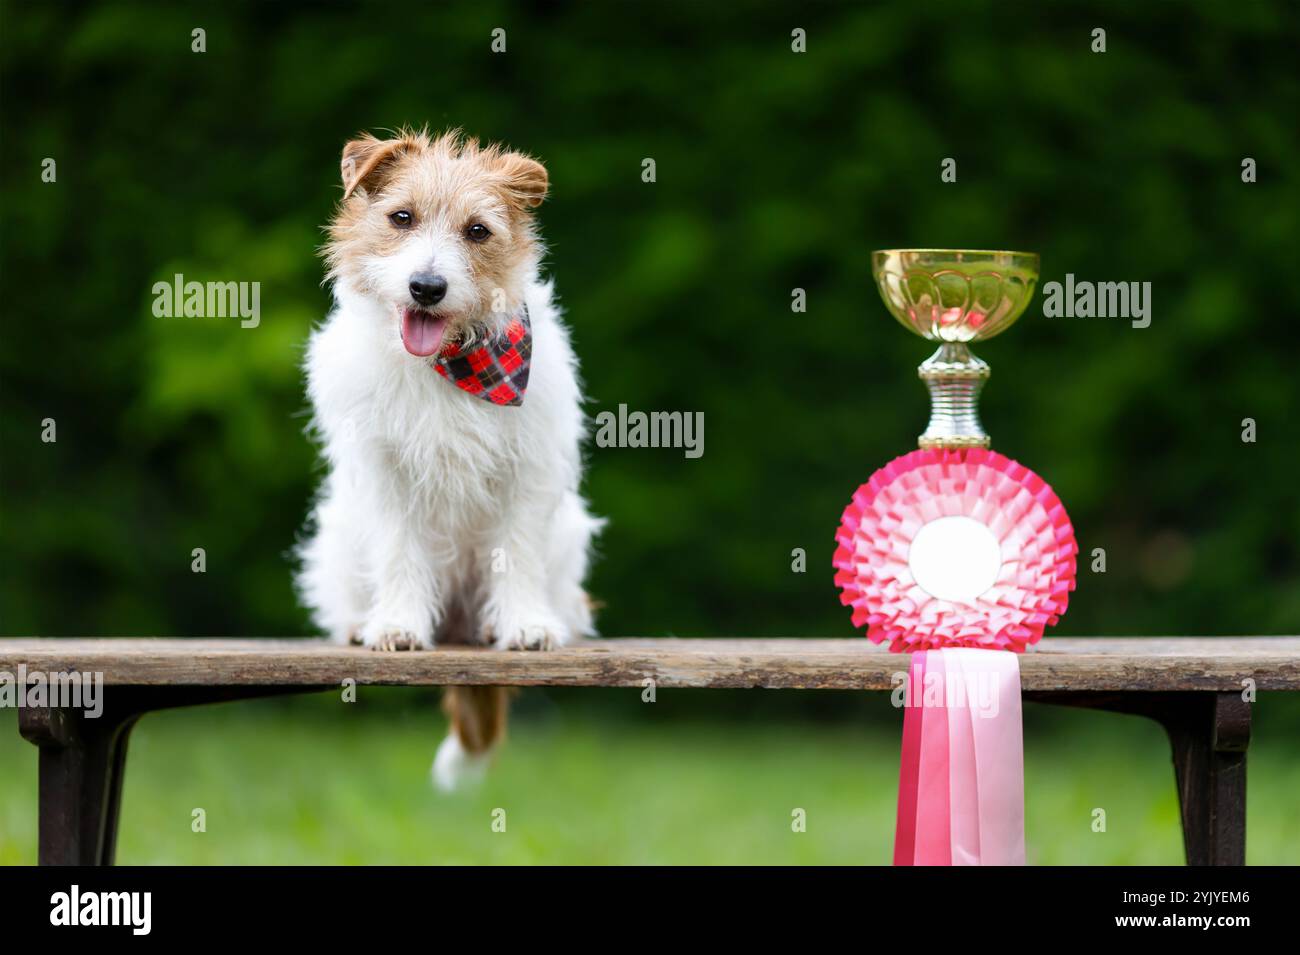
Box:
967;649;1025;865
894;648;1024;865
945;649;982;865
914;650;951;865
892;653;924;865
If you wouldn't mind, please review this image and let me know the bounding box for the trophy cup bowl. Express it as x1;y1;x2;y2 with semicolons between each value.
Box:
872;249;1040;344
871;249;1040;449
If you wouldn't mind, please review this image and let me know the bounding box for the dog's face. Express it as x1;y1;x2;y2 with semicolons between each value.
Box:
325;130;547;356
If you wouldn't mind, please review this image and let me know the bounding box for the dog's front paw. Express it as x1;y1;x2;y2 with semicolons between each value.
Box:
483;611;568;651
359;616;432;651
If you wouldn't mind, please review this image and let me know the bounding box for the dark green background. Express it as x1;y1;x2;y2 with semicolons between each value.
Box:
3;0;1298;642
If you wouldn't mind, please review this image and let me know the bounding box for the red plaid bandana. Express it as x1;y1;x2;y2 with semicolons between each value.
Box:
432;309;531;406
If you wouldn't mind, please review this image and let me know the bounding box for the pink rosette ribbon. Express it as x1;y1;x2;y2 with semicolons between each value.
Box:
835;448;1077;865
833;448;1078;653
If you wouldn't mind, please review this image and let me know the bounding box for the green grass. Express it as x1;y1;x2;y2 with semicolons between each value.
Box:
2;692;1298;865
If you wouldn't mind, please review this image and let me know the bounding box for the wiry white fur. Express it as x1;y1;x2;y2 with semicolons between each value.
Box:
297;136;600;791
432;734;491;792
296;276;600;652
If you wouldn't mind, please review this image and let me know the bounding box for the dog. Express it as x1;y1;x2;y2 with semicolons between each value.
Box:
296;128;602;789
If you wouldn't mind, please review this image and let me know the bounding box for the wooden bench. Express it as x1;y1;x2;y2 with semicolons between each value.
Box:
5;636;1299;866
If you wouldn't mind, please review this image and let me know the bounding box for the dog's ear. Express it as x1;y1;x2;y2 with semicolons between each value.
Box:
340;134;408;200
497;152;548;210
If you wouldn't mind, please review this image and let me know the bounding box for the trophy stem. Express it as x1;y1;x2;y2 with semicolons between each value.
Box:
918;342;991;450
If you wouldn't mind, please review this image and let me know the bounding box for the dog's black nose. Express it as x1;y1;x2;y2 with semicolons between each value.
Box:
409;274;448;307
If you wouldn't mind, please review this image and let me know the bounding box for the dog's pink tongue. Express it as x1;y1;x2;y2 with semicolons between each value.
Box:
401;309;448;357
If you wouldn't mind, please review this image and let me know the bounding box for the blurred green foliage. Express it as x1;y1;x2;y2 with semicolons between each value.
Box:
2;0;1299;640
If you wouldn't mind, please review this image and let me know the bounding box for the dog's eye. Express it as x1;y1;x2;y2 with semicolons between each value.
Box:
465;223;492;243
388;210;414;229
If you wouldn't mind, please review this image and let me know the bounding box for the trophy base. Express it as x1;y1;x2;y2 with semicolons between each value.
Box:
917;343;991;450
918;435;992;450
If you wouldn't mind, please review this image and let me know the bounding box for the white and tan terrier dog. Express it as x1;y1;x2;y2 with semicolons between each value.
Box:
297;129;601;787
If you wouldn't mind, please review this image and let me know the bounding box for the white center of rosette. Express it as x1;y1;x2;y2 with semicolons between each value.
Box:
907;515;1003;604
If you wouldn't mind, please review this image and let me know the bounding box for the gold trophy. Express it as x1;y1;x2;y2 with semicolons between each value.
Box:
872;250;1040;450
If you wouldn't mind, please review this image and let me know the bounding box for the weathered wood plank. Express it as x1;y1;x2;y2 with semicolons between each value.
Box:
1;637;1298;691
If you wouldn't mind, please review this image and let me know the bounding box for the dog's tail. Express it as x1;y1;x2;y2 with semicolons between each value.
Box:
432;686;509;792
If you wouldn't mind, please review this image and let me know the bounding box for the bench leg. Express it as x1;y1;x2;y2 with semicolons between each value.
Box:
1028;690;1250;866
1162;693;1250;866
17;685;330;865
19;705;139;865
